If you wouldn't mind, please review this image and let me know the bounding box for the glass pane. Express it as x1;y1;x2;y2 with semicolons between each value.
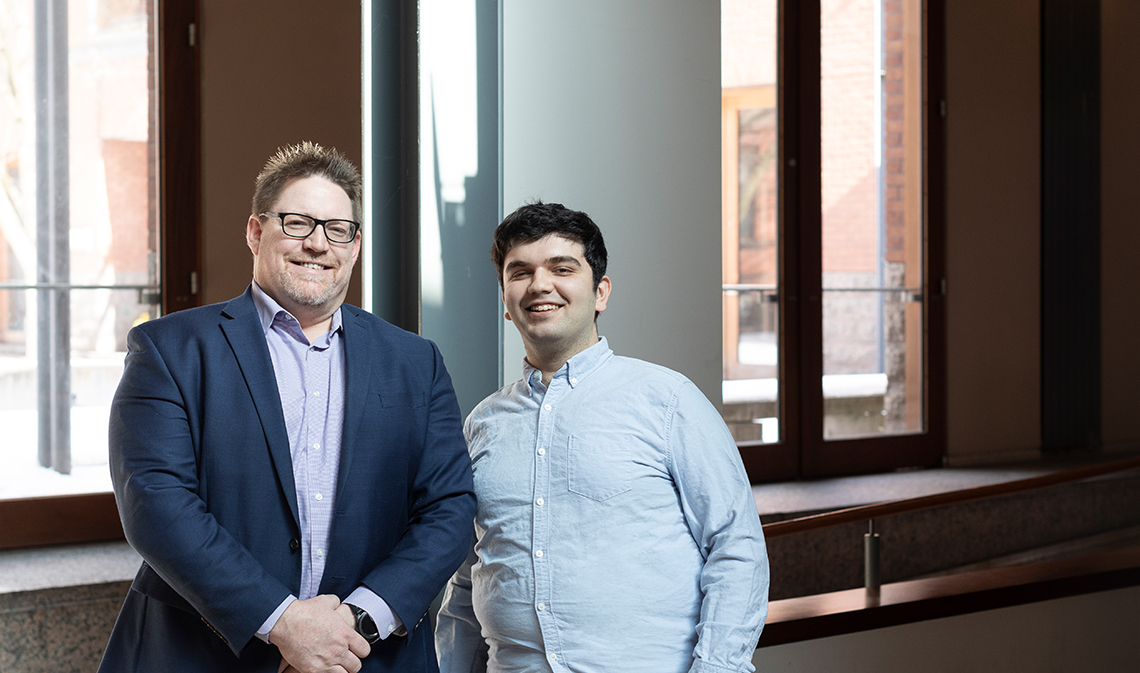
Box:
821;0;923;440
722;0;779;444
417;1;502;417
0;0;159;499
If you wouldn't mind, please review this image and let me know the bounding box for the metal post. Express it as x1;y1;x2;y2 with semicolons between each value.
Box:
864;519;881;595
35;0;71;474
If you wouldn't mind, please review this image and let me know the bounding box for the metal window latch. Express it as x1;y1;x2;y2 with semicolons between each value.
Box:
138;289;161;305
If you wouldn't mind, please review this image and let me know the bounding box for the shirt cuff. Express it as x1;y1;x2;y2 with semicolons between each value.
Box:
345;587;405;639
255;595;297;644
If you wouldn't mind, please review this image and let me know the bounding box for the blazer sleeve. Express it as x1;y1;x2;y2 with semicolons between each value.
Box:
109;325;293;654
357;341;477;634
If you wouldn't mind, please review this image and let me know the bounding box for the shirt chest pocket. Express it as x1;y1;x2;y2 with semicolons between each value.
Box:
567;433;634;502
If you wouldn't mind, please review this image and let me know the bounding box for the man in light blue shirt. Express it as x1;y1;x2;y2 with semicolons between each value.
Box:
436;202;769;673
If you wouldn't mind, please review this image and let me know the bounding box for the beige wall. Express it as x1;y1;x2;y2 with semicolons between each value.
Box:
199;0;362;306
1100;0;1140;451
944;0;1042;462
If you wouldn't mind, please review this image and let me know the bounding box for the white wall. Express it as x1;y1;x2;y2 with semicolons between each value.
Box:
500;0;723;402
754;586;1140;672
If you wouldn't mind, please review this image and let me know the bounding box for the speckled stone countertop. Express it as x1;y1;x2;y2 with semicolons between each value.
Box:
0;541;140;671
0;541;140;593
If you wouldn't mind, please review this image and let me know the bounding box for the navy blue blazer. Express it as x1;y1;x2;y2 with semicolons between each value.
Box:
99;288;476;672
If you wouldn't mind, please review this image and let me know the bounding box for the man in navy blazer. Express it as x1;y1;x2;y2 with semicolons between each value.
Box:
99;142;475;672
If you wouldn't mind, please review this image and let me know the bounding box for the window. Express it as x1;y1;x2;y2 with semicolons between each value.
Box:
0;0;199;548
723;0;945;480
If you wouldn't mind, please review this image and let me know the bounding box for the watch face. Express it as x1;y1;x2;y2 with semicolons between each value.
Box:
352;606;381;644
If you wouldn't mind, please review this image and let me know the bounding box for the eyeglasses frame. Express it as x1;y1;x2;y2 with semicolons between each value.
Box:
260;211;361;244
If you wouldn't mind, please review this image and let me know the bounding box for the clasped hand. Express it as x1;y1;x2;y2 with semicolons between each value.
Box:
269;594;370;673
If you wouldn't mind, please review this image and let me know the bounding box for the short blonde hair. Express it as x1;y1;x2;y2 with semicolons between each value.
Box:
252;141;363;224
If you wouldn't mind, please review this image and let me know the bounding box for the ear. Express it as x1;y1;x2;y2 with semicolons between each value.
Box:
502;288;513;321
594;275;612;314
349;230;362;266
246;214;264;256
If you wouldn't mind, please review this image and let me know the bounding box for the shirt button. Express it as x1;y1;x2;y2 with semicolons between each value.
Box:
387;624;396;633
316;549;324;557
313;391;321;397
536;498;544;506
535;549;544;558
548;653;558;663
315;493;323;501
537;448;546;456
537;602;546;611
544;404;552;411
570;377;577;384
313;442;321;450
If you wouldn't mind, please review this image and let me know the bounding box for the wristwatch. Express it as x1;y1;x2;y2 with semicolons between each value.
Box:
348;604;381;645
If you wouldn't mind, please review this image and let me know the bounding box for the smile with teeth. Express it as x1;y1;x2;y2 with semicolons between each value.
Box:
528;303;560;312
293;260;331;271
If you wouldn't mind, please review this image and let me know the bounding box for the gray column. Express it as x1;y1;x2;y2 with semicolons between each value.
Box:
35;0;71;474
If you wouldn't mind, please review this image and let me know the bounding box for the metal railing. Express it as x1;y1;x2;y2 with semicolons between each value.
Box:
761;454;1140;593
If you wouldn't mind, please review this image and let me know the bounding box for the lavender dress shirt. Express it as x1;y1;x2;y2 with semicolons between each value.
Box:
250;284;401;641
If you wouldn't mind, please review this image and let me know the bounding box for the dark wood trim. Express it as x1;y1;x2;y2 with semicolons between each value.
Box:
759;545;1140;647
739;0;808;484
0;493;123;551
159;0;202;314
793;0;826;478
924;0;950;475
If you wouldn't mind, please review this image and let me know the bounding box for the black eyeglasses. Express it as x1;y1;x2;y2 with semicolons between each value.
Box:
261;212;360;244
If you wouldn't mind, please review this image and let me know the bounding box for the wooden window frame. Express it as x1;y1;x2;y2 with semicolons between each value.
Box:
736;0;946;482
0;0;201;550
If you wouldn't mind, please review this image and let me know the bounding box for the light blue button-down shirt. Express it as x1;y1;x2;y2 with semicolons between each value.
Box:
436;337;768;673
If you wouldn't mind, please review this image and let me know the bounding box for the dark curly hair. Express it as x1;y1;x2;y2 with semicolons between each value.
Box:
491;201;607;289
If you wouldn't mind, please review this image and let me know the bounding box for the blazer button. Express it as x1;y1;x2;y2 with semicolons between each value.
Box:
289;538;300;552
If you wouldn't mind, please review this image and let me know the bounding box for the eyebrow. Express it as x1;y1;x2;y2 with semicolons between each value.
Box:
504;255;583;272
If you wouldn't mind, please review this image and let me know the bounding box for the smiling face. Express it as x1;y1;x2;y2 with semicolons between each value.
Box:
501;234;611;371
246;175;360;328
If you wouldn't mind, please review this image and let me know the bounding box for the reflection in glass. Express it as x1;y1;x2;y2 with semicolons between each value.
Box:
417;1;500;416
821;0;923;440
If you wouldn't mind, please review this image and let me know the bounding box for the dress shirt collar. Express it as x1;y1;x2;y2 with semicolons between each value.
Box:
520;336;613;393
250;282;342;341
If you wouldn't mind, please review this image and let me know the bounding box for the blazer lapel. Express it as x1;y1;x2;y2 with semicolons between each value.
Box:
337;305;374;500
219;289;300;527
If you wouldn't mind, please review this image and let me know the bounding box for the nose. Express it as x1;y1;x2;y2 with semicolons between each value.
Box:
302;224;332;252
528;267;554;293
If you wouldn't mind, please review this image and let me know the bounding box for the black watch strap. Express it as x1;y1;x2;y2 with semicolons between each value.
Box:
348;604;381;645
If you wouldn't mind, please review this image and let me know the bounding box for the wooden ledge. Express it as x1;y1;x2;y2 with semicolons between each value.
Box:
759;546;1140;647
0;493;124;550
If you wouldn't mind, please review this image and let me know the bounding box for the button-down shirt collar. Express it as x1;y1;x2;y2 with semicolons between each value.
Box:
520;336;612;394
251;282;342;345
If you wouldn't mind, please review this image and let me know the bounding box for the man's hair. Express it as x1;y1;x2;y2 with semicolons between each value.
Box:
251;141;363;224
491;201;608;288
